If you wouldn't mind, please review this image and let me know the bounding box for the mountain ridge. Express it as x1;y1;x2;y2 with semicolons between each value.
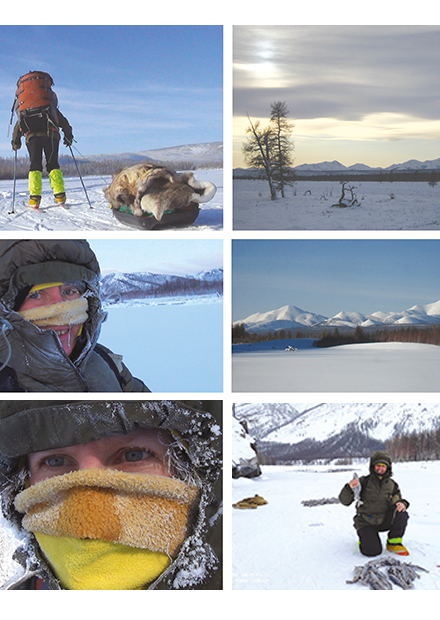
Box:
101;268;223;303
234;403;440;461
234;156;440;175
83;141;223;166
234;300;440;332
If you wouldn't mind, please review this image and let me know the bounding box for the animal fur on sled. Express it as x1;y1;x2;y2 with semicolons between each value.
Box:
104;162;216;221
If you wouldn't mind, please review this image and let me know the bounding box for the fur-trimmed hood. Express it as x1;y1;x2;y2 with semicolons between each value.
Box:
369;450;393;477
0;240;108;391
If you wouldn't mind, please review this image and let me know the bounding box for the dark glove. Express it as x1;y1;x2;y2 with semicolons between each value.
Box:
63;130;73;147
11;139;21;151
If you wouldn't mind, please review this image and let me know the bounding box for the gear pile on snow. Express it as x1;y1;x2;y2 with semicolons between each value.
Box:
233;494;268;509
346;557;428;590
301;497;339;507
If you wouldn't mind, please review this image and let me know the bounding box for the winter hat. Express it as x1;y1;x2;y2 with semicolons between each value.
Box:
369;451;392;477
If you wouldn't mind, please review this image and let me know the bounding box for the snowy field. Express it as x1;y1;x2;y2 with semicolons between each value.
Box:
100;296;223;392
233;179;440;230
232;340;440;392
0;168;223;231
232;462;440;590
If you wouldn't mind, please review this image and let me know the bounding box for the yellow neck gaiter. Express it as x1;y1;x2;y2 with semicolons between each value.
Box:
15;469;200;590
35;534;170;590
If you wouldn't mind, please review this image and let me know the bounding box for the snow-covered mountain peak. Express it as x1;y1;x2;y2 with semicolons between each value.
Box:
235;299;440;332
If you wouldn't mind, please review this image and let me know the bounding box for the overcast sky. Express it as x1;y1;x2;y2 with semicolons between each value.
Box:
234;25;440;169
232;239;440;321
0;25;222;159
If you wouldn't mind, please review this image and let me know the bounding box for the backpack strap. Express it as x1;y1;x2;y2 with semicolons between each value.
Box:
93;343;128;389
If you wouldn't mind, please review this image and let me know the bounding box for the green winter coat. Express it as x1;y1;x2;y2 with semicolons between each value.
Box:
339;451;409;530
0;400;222;590
0;240;149;392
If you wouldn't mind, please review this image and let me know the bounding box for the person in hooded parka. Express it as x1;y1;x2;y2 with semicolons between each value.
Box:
0;239;149;392
0;400;222;590
339;450;410;557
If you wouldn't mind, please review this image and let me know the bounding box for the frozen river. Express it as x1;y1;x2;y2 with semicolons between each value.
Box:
232;341;440;392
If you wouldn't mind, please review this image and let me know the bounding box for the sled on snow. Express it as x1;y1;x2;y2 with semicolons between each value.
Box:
111;203;200;230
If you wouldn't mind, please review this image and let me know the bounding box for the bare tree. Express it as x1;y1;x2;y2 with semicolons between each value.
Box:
269;101;295;198
242;114;277;200
332;181;361;208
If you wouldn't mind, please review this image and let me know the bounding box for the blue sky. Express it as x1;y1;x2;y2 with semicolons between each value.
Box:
0;25;222;158
232;239;440;321
88;239;223;276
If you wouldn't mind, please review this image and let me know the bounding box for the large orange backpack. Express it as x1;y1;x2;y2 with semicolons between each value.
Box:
13;71;59;133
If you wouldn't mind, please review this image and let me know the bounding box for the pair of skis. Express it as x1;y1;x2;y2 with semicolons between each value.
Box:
26;201;69;213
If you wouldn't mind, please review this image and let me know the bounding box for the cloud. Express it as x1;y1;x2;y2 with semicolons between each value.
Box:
234;25;440;122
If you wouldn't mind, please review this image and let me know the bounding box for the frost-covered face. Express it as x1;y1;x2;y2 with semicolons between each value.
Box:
19;283;83;356
28;427;173;485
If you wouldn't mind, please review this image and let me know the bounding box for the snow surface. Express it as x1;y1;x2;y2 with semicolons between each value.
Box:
0;168;223;231
233;179;440;230
0;515;27;587
232;341;440;392
232;462;440;590
232;415;258;465
100;296;223;392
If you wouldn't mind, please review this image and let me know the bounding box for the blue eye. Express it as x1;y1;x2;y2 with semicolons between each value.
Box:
46;456;66;467
124;449;145;462
62;287;80;297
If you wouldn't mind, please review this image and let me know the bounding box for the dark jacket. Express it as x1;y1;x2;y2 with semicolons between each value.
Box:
0;240;149;392
339;451;409;530
12;110;73;150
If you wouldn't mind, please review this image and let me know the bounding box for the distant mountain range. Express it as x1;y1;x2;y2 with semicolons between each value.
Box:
101;268;223;304
233;402;440;461
234;300;440;332
234;156;440;177
84;141;223;166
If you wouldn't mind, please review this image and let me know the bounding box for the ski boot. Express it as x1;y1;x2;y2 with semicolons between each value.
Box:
54;192;67;205
29;195;41;209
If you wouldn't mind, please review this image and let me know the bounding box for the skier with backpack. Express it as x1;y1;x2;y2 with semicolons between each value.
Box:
10;71;73;209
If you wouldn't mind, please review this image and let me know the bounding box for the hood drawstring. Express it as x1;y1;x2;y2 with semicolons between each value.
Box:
0;318;13;372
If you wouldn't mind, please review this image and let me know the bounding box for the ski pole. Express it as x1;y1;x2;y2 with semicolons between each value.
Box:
8;150;17;215
68;144;93;209
71;144;109;186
